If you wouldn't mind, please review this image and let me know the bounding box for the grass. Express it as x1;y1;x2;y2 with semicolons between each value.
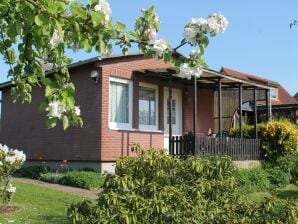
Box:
0;181;89;224
248;184;298;202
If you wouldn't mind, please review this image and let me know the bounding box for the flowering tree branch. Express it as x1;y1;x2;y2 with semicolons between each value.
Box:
0;0;228;129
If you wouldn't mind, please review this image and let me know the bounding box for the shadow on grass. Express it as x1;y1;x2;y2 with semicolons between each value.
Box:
33;215;70;224
276;190;298;200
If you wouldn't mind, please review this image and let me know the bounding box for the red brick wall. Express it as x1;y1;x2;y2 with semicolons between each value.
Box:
0;55;216;163
0;65;101;161
99;56;170;161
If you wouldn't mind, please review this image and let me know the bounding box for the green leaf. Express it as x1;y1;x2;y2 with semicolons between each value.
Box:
62;115;69;130
34;14;48;26
39;101;48;112
115;22;126;31
7;49;16;64
83;39;92;52
91;11;103;27
7;23;17;39
45;86;56;97
47;117;57;129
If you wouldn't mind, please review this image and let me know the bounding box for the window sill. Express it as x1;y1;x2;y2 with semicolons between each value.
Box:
138;129;163;133
109;127;163;133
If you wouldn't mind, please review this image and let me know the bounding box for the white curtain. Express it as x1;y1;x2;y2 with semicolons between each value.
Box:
110;81;129;123
139;87;156;125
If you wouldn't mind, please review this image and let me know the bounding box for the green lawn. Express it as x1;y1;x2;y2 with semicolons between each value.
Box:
0;181;89;224
248;184;298;202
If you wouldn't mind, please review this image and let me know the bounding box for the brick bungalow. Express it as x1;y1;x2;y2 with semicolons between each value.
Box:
0;54;296;172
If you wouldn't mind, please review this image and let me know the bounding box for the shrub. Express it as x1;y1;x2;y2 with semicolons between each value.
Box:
229;124;256;138
273;153;298;184
237;168;270;193
0;144;26;207
260;119;298;161
60;171;105;190
68;144;297;223
265;168;291;189
18;165;49;179
40;172;64;184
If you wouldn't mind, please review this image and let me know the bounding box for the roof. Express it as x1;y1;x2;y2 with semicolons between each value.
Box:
221;67;297;105
221;67;279;86
0;53;143;90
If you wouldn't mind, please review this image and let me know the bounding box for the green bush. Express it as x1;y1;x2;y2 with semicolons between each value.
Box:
265;168;291;189
68;144;297;224
18;165;50;179
260;119;298;161
270;153;298;184
60;171;105;190
229;124;256;138
40;172;64;184
237;168;270;193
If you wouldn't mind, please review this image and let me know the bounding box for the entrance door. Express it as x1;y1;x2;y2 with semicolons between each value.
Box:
164;88;182;149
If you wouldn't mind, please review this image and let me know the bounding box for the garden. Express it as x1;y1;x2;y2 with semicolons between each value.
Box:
0;120;297;223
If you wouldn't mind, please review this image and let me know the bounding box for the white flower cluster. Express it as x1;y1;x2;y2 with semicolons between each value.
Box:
178;63;203;80
0;144;26;165
49;30;64;47
6;183;16;193
153;39;169;57
184;13;228;45
94;0;112;21
46;100;66;119
144;28;157;40
46;100;81;118
74;106;81;116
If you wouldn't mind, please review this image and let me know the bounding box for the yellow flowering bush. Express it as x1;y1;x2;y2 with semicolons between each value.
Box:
260;119;298;161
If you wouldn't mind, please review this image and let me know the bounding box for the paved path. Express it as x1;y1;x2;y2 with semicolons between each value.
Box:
13;177;99;199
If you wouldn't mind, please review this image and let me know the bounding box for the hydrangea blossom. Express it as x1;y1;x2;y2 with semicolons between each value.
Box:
0;144;9;154
94;0;112;21
6;184;16;193
46;100;66;118
178;63;203;80
49;30;64;47
153;39;168;57
4;149;26;165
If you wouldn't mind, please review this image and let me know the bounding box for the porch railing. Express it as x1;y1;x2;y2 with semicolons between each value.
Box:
169;133;262;160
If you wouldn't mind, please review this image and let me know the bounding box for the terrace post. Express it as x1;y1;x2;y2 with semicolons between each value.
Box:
168;73;173;153
239;84;243;138
193;75;197;154
218;78;222;138
265;89;269;121
253;87;258;139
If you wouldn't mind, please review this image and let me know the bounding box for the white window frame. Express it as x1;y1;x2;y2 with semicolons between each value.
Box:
109;77;133;130
270;87;278;99
139;82;159;131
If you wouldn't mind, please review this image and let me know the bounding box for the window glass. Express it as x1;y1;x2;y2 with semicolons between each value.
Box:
110;81;129;123
139;86;156;126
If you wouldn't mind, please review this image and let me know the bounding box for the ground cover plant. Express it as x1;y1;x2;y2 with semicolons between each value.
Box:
18;166;106;190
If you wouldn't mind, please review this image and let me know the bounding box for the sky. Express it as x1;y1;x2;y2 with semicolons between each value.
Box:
1;0;298;95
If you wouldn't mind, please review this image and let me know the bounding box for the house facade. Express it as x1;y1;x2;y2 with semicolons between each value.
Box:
0;54;296;172
0;55;215;172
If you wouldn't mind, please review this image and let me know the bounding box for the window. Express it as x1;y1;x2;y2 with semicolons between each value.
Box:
109;77;133;129
270;88;278;99
139;83;158;130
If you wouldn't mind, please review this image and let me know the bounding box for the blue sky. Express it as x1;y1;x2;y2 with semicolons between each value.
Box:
1;0;298;95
